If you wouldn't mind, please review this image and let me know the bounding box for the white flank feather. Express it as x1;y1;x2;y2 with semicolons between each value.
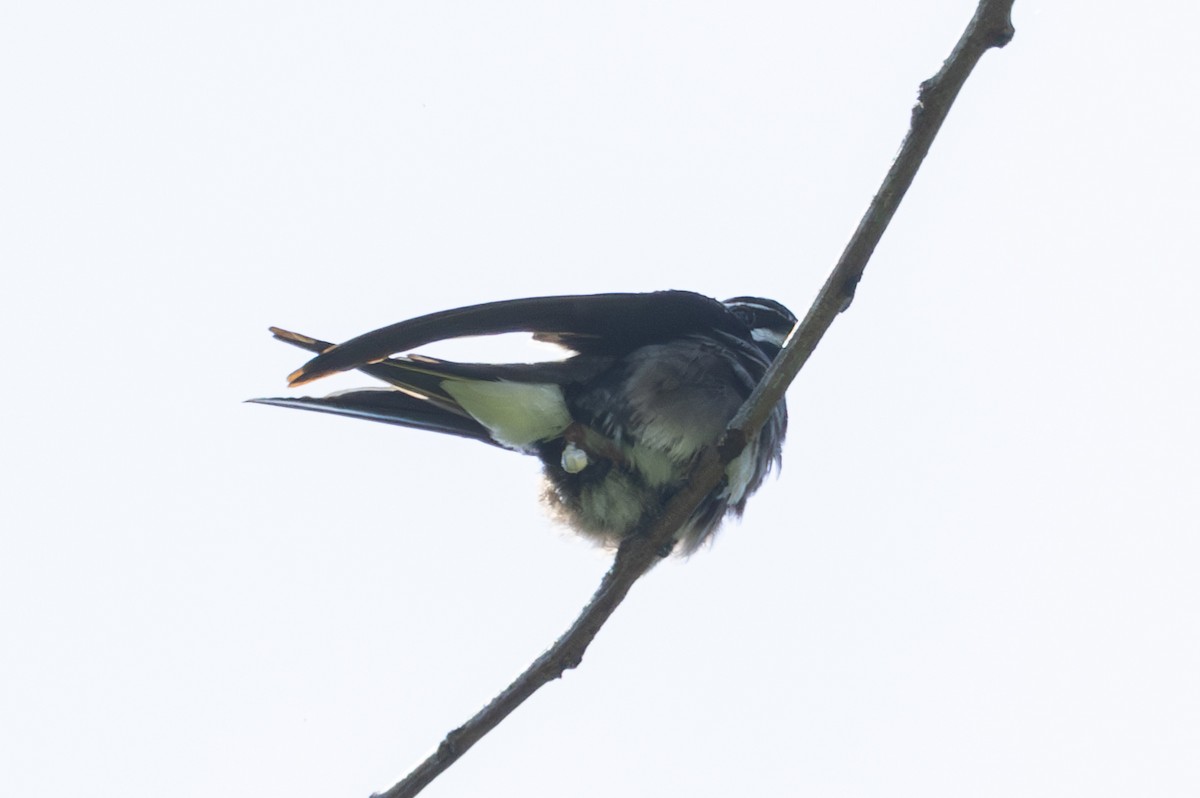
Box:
443;380;571;449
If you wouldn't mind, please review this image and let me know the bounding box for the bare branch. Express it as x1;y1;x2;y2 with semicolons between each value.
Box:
373;2;1015;796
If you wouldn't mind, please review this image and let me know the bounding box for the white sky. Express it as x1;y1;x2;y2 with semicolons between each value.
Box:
3;2;1198;796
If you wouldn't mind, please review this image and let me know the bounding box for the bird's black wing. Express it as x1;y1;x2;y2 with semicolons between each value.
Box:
257;326;614;448
286;291;743;386
268;326;612;392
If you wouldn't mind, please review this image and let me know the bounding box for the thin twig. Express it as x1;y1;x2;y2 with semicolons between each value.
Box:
373;2;1014;796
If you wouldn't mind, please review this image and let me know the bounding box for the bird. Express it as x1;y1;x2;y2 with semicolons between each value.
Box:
251;291;796;554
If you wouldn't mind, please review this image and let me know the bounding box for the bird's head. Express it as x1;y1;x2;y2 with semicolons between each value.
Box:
722;296;797;357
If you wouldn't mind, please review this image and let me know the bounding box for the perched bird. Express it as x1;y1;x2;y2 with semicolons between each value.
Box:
252;291;795;553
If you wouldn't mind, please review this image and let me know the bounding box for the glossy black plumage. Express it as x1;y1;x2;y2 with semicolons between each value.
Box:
253;291;795;553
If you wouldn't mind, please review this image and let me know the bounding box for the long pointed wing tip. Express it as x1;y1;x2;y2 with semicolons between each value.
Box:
270;327;318;346
286;368;314;386
289;361;350;387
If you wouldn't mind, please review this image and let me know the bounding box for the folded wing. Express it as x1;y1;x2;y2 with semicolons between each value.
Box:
286;291;742;386
257;326;612;451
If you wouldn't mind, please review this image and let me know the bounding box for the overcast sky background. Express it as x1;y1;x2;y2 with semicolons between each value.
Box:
3;2;1198;796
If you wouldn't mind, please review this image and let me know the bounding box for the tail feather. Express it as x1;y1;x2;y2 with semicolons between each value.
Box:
247;390;499;446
